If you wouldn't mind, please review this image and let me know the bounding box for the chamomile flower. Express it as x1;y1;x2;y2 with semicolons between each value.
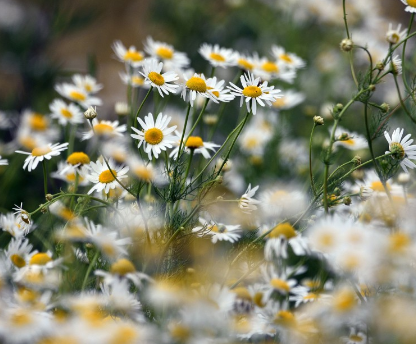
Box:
15;142;69;172
82;118;127;141
271;45;306;70
5;238;37;269
169;132;220;160
206;76;235;102
236;52;257;72
386;23;407;44
401;0;416;13
55;83;102;109
119;71;149;89
181;73;218;107
86;158;129;195
385;55;403;75
144;36;190;70
228;73;282;115
199;43;238;68
334;127;367;151
271;90;305;110
72;74;103;94
49;99;84;126
252;56;296;83
127;156;167;185
0;155;8;165
385;128;416;173
131;112;177;160
112;40;145;67
141;58;179;97
239;184;260;213
192;217;241;244
51;161;89;186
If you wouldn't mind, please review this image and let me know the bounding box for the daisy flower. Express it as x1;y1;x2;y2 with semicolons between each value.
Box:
127;156;167;185
55;83;102;109
181;73;218;107
86;158;129;195
51;161;89;186
228;73;282;115
49;99;84;126
169;132;220;160
271;90;305;110
131;112;177;160
0;155;8;165
206;76;235;102
236;52;257;72
252;56;297;83
5;238;37;269
119;71;149;89
401;0;416;13
192;217;241;244
140;58;179;97
385;128;416;172
386;23;407;44
15;142;68;172
271;45;306;70
144;36;190;70
239;184;260;213
72;74;103;93
333;126;367;151
385;55;402;75
199;43;238;68
82;118;127;141
112;40;145;67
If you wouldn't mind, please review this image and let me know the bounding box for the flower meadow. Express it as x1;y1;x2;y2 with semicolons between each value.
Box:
2;1;416;343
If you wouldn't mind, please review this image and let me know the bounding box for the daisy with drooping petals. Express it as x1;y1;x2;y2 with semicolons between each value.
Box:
228;73;282;115
169;132;220;160
0;155;8;165
82;118;127;141
192;217;241;244
86;158;129;195
401;0;416;13
49;99;84;126
51;161;89;186
181;73;218;107
55;83;102;109
144;36;190;70
385;128;416;173
199;43;238;68
112;40;145;67
15;142;68;172
239;184;260;213
386;23;407;44
141;58;179;97
131;112;177;160
72;74;103;94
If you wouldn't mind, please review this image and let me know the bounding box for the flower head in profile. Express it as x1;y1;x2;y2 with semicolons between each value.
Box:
170;132;219;160
228;73;282;115
401;0;416;13
199;43;238;68
141;58;179;97
192;217;241;244
49;99;84;126
206;77;235;103
15;142;68;172
131;112;177;160
271;45;305;70
55;83;102;109
144;37;190;70
386;23;407;44
239;184;260;213
82;119;126;141
385;128;416;173
181;73;218;107
72;74;103;94
86;158;129;195
112;40;145;67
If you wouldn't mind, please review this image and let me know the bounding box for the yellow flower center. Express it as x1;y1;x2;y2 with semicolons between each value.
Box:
238;58;254;70
333;289;356;312
69;91;86;101
144;128;164;145
85;84;93;92
233;287;252;301
270;278;290;292
390;142;405;159
148;71;165;86
349;335;364;342
110;258;136;275
318;233;334;248
209;52;225;62
186;76;207;92
268;222;297;239
156;46;174;59
30;114;48;131
94;123;114;135
273;98;286;108
389;232;411;253
303;293;317;300
67;152;90;165
124;50;144;62
242;85;262;98
274;310;296;326
185;136;204;149
280;54;293;63
408;0;416;7
61;108;73;118
253;292;265;307
210;224;227;233
170;324;191;342
11;254;26;268
133;166;153;182
59;208;75;221
31;146;52;157
370;181;390;192
11;310;33;326
132;76;144;85
29;253;52;266
109;325;138;344
19;137;36;150
262;61;279;73
99;169;117;183
66;173;76;182
343;139;355;145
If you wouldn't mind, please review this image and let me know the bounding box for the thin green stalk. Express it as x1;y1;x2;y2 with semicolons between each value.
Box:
402;13;415;95
81;250;99;291
309;123;317;196
42;161;48;196
177;104;192;157
393;74;416;123
342;0;350;39
70;171;80;210
67;124;76;157
133;86;153;130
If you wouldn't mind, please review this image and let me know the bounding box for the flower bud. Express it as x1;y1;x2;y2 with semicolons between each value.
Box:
343;196;352;206
115;102;130;116
375;62;385;71
203;114;218;125
380;103;390;113
340;38;353;52
338;132;350;141
353;155;362;166
313;116;324;125
45;194;53;201
369;84;376;91
398;172;410;185
84;106;97;120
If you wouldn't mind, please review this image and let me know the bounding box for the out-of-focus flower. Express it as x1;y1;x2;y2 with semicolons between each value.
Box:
199;43;238;68
15;142;68;172
385;128;416;173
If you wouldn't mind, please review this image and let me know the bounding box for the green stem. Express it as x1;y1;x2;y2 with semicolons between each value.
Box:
133;86;153;130
42;161;48;196
67;124;76;157
309;123;317;196
393;74;416;123
342;0;350;39
70;171;80;210
81;250;99;291
402;13;415;95
177;104;192;158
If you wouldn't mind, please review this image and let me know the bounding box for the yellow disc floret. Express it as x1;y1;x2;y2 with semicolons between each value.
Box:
242;85;262;98
94;123;114;135
11;254;26;268
132;76;144;86
32;146;52;157
61;108;73;118
238;58;254;71
30;253;52;266
408;0;416;7
69;91;86;101
268;222;297;239
186;76;207;92
99;170;117;183
124;50;144;62
144;128;164;145
209;52;225;62
270;278;291;292
185;136;204;149
110;258;136;275
262;61;279;73
156;47;174;59
133;166;153;182
390;142;405;160
148;71;165;86
67;152;90;166
280;54;293;63
30;114;48;131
